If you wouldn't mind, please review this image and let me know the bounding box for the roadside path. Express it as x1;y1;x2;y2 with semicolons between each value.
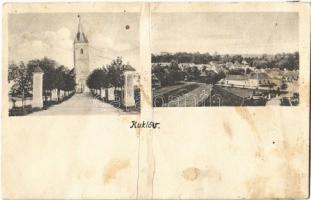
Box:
31;93;121;115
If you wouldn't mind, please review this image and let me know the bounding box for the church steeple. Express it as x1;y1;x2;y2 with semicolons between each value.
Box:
74;14;88;43
73;14;90;93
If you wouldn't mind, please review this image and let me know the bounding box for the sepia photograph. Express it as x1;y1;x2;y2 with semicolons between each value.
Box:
151;12;299;107
2;3;310;200
8;12;140;116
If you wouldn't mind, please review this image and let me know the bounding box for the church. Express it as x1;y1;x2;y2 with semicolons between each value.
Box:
72;15;140;99
73;15;89;93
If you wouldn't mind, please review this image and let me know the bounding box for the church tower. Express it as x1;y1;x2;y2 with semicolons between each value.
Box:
74;15;89;93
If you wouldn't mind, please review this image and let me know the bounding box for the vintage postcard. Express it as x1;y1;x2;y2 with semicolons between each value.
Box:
152;12;299;107
7;9;140;116
2;2;310;200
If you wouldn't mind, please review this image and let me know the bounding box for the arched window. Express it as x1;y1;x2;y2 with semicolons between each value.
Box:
80;48;83;54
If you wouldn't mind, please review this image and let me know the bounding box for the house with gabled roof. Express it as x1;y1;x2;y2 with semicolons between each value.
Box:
224;75;249;87
249;72;271;87
221;72;273;88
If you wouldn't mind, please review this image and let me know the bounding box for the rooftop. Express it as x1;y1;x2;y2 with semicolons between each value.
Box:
225;75;248;80
123;65;136;71
74;15;88;43
249;72;270;79
33;66;43;73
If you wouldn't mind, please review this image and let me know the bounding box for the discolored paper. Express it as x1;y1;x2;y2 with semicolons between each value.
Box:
2;2;310;199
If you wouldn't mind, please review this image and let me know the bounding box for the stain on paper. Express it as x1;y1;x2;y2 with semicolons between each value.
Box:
245;176;273;198
182;167;200;181
223;121;233;139
103;159;129;184
182;167;222;182
235;107;257;133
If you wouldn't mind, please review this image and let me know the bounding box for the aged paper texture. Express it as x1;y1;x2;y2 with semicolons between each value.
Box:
3;3;144;199
2;2;310;199
149;2;310;199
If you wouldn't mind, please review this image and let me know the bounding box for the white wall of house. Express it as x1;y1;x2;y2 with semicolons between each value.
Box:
249;78;271;87
249;79;259;87
226;79;249;87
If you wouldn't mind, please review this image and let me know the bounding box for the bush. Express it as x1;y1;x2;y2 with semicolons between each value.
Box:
9;105;33;116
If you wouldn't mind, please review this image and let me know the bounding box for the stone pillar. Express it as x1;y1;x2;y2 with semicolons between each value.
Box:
32;67;44;108
123;71;135;107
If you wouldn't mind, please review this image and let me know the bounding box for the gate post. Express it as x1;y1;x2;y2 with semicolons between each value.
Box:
32;66;44;108
123;71;135;108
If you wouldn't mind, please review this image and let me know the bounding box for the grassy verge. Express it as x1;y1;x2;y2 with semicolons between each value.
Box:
9;92;75;116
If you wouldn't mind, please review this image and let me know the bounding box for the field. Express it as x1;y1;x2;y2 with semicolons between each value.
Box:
153;82;214;107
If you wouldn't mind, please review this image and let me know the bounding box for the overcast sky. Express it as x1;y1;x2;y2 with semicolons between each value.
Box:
9;13;140;70
151;12;298;55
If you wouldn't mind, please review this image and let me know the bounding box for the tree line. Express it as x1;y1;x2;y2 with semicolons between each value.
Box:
152;60;225;87
152;52;299;70
86;57;130;95
9;57;75;103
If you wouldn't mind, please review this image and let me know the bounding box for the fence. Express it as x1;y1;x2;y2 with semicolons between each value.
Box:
9;89;75;109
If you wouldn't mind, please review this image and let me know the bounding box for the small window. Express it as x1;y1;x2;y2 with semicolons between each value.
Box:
80;48;83;54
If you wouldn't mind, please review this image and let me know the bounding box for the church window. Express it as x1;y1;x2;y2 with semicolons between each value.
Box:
80;48;83;54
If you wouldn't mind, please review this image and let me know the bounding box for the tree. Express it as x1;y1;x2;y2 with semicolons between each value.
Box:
8;63;20;82
191;66;201;80
28;57;57;102
293;51;299;70
217;71;226;81
151;52;299;71
55;66;66;101
87;57;132;96
107;64;124;90
87;69;104;93
169;60;182;84
252;59;269;69
281;83;288;90
108;57;125;90
59;68;76;97
152;64;167;86
232;55;243;64
9;62;32;108
9;57;76;108
101;67;109;89
246;68;252;74
65;69;76;92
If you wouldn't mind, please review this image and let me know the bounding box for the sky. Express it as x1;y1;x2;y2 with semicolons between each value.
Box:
151;12;298;55
9;13;140;70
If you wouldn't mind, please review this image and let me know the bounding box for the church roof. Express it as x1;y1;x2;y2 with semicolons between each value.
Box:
123;65;136;71
249;72;270;79
33;66;43;73
75;32;88;43
74;15;88;43
226;75;248;80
